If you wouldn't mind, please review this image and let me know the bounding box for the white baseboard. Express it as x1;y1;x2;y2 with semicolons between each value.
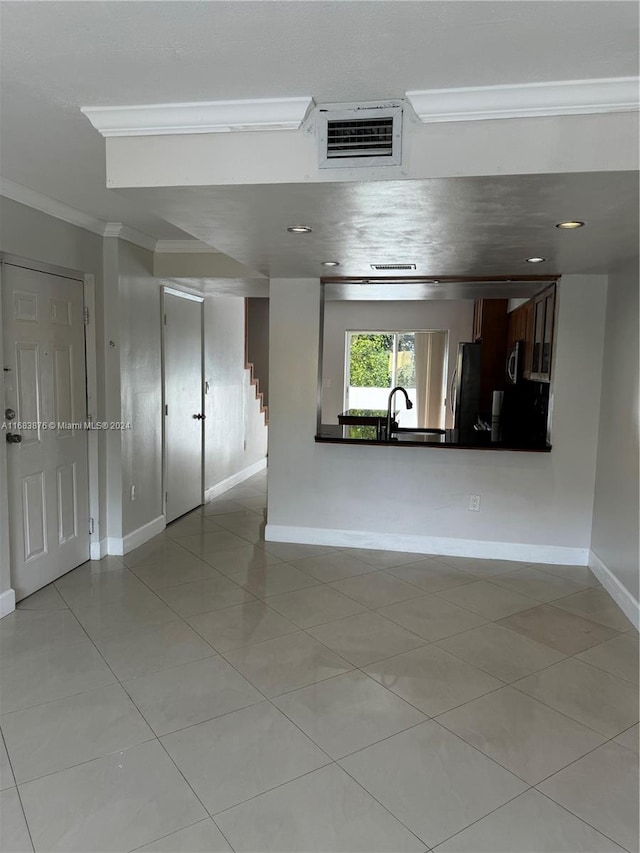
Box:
107;515;166;557
0;588;16;619
90;539;107;561
204;457;267;502
106;536;124;556
589;550;639;631
264;524;589;567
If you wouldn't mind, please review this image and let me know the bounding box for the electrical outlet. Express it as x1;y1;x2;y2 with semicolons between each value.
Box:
130;484;136;502
468;494;481;512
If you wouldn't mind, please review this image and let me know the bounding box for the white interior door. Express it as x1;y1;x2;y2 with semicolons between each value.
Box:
2;261;90;601
163;289;204;523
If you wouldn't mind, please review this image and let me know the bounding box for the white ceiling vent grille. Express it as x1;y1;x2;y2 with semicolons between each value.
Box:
317;103;403;168
370;263;416;271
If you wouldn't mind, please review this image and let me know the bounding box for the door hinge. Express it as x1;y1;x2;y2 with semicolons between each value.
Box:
89;517;95;535
165;404;168;416
164;313;167;325
83;306;90;326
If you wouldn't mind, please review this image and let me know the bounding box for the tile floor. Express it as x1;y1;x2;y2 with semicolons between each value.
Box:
0;469;638;852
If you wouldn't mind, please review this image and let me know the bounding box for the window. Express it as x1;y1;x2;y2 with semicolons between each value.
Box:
345;330;448;428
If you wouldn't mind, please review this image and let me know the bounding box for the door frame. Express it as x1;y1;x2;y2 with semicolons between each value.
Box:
0;253;100;607
160;286;205;521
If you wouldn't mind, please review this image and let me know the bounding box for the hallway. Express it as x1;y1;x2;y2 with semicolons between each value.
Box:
0;470;637;852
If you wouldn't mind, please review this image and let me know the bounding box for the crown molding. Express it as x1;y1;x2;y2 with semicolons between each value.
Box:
1;176;106;237
102;222;156;251
406;77;639;123
81;96;314;138
155;239;220;254
102;222;123;239
0;177;209;254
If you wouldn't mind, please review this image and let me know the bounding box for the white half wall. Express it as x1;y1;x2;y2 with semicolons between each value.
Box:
590;258;639;617
267;275;607;563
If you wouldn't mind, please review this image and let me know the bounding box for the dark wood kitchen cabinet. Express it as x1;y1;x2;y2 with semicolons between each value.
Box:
472;299;508;415
507;299;534;375
528;283;556;382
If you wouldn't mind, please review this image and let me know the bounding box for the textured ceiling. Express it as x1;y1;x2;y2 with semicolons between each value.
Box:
121;172;639;280
0;1;637;243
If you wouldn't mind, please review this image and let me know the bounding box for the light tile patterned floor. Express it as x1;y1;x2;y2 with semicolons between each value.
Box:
0;469;637;853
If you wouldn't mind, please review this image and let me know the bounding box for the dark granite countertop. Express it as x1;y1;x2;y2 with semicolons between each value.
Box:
337;409;398;425
315;424;551;452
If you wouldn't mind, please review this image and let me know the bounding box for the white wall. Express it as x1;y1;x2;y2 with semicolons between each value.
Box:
117;240;164;537
322;300;473;427
267;275;607;565
204;295;268;493
591;259;639;606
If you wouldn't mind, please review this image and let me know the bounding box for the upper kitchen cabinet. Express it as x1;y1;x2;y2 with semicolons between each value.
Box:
528;283;556;382
507;299;532;347
472;298;508;414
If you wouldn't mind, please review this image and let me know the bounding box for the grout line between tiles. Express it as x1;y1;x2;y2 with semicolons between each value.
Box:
425;785;538;852
533;786;634;852
5;476;636;852
125;817;231;853
0;727;36;853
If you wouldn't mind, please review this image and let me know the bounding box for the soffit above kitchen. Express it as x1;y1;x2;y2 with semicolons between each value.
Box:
115;171;638;279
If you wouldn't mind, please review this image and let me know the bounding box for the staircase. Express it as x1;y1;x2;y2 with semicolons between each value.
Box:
246;359;268;425
245;298;269;425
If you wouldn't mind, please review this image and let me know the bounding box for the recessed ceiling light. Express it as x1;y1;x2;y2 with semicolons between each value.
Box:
556;220;585;229
287;225;312;233
525;257;546;263
321;260;340;267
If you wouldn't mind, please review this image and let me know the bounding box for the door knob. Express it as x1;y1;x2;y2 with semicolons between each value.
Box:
6;433;22;444
192;413;205;420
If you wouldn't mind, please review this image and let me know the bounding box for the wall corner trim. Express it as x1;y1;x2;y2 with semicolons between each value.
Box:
0;588;16;619
204;457;267;502
589;550;639;630
264;524;590;567
406;77;640;124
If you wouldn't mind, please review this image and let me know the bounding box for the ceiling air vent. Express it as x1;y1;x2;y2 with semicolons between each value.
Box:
370;263;416;271
317;103;403;169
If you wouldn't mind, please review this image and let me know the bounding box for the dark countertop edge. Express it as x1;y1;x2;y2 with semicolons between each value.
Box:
314;434;552;452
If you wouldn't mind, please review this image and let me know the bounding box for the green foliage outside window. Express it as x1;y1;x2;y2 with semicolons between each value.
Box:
349;334;393;387
349;332;416;388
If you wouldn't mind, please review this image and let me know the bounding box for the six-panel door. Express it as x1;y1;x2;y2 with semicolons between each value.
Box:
2;262;90;600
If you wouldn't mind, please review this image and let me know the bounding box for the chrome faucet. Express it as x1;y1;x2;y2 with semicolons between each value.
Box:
385;386;413;440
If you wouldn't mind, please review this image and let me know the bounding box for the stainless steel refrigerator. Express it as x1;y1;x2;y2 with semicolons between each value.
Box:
451;342;482;435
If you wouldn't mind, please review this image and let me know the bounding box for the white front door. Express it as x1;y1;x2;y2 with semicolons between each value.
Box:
2;261;90;601
163;289;204;523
